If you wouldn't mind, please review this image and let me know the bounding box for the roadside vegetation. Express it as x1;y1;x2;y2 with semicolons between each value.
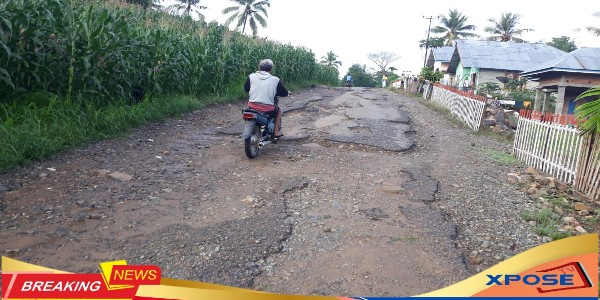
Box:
521;208;572;241
0;0;339;170
483;148;520;165
519;191;599;240
474;127;514;145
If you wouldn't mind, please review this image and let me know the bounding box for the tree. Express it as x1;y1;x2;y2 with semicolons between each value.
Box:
223;0;270;36
478;82;502;98
575;86;600;136
418;67;443;82
587;12;600;36
547;36;578;52
504;78;528;92
386;67;399;83
367;52;400;76
320;51;342;69
168;0;207;20
485;12;533;42
418;37;446;49
347;64;376;87
431;9;478;46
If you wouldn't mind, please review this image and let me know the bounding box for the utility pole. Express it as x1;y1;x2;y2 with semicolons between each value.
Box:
423;16;434;68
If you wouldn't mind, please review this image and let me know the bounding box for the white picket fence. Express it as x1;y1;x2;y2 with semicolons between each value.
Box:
422;82;432;100
513;117;583;184
575;133;600;200
420;86;599;199
430;85;487;131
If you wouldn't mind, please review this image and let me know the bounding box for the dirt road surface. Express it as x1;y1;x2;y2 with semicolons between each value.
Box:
1;87;545;296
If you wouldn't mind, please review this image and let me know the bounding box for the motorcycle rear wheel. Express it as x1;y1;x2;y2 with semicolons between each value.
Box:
244;125;261;158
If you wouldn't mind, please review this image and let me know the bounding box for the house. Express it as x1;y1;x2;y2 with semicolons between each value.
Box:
520;47;600;115
431;46;455;85
446;40;566;93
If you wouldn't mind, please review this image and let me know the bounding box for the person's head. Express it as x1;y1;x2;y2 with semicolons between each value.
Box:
258;59;274;72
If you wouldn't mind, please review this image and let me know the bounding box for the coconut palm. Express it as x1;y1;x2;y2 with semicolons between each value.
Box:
587;12;600;36
320;51;342;69
223;0;270;36
431;9;478;46
547;36;578;52
575;86;600;136
168;0;207;20
485;12;533;42
418;37;445;49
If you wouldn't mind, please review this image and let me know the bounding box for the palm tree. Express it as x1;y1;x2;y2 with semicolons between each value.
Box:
547;36;578;52
222;0;270;36
485;12;533;42
168;0;207;20
587;12;600;36
431;9;478;46
320;51;342;69
418;37;445;49
575;86;600;136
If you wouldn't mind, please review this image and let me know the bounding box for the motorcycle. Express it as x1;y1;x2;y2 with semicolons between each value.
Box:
241;103;279;159
345;80;352;88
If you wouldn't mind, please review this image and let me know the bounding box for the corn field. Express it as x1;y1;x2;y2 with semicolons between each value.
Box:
0;0;339;103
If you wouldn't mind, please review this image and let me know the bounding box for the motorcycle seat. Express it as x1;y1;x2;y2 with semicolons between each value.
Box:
243;108;272;119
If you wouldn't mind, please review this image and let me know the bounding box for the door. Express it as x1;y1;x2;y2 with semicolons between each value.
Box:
567;99;576;114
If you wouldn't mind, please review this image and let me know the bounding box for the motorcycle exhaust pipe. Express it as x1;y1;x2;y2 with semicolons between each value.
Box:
259;141;271;147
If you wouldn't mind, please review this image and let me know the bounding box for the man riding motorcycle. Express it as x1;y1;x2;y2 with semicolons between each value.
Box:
244;59;289;138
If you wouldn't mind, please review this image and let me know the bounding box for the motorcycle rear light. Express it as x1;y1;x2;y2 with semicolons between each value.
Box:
243;112;255;119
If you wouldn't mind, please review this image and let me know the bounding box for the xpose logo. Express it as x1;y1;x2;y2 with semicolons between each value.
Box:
486;261;593;293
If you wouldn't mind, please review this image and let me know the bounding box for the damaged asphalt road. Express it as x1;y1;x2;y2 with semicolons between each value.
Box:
1;86;540;296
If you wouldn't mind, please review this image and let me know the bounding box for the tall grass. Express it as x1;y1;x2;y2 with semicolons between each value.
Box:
0;0;339;169
0;93;206;169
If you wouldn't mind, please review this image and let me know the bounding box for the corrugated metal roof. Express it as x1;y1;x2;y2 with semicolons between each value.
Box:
432;46;455;62
456;40;566;71
521;47;600;76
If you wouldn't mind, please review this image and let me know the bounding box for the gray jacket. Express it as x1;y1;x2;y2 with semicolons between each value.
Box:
244;71;289;106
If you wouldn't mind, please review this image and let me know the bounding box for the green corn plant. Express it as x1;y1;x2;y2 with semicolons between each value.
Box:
0;0;339;105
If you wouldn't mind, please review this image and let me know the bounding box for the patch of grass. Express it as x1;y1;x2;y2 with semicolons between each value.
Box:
580;215;600;231
521;208;555;223
0;94;207;171
535;222;572;240
484;148;521;166
474;126;515;145
544;195;572;210
521;208;572;241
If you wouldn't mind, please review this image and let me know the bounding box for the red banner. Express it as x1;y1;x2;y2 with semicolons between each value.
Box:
2;273;138;299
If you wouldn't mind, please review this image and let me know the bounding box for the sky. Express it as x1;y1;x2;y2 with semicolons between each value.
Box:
161;0;600;78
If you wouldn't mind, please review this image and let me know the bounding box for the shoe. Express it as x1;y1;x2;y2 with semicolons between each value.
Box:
275;133;284;138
